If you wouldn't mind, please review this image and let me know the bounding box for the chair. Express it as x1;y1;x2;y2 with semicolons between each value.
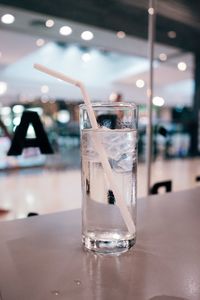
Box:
150;180;172;195
27;212;39;217
196;176;200;182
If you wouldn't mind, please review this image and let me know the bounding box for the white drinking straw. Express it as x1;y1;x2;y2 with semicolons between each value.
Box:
34;63;135;235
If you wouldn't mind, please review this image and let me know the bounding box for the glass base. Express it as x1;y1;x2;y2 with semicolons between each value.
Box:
82;233;136;254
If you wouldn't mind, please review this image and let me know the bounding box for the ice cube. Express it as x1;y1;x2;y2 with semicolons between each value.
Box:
105;133;135;162
117;156;133;172
106;145;123;161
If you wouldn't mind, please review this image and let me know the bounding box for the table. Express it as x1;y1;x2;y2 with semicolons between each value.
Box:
0;188;200;300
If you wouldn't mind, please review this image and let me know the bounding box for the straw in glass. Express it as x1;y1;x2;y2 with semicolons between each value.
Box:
33;63;136;235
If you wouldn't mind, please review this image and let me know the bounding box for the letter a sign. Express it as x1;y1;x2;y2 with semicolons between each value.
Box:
7;111;54;155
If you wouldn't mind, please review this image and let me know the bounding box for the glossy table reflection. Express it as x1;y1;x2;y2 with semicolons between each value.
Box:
0;188;200;300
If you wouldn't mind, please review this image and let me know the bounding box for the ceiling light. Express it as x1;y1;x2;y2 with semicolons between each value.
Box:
81;53;91;62
177;62;187;71
36;38;45;47
153;96;165;107
1;14;15;24
167;31;176;39
159;53;167;61
59;26;72;36
81;31;94;41
41;85;49;93
148;8;154;15
136;79;145;88
0;82;7;95
1;106;11;115
3;118;11;127
0;52;2;58
12;105;24;114
45;19;54;28
116;31;126;39
13;116;21;126
56;110;70;123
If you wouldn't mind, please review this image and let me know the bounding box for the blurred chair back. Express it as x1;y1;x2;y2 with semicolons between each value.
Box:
150;180;172;195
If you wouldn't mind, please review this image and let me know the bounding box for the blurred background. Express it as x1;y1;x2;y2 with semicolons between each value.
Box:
0;0;199;220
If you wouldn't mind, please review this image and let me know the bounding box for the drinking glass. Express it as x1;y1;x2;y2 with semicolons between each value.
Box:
79;102;137;254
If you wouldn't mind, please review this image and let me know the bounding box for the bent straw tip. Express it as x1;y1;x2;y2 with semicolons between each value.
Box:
33;63;42;70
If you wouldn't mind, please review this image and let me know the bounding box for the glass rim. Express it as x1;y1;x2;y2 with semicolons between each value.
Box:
79;102;137;110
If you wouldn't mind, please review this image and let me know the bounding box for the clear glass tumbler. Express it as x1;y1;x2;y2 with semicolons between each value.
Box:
79;102;137;254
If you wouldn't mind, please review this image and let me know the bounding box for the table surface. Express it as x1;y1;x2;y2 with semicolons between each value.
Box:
0;188;200;300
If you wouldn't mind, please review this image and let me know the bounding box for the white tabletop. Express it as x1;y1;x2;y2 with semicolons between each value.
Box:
0;188;200;300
